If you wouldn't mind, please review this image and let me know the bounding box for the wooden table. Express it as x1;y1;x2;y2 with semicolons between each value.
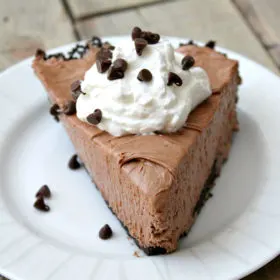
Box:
0;0;279;279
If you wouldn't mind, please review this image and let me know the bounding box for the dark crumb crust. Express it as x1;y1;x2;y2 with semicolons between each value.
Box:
101;159;219;256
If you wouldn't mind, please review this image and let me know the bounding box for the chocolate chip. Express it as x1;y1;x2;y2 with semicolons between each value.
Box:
205;40;216;49
36;185;51;198
61;101;76;115
113;58;128;72
70;80;85;100
96;59;112;73
68;154;81;170
132;26;142;40
134;38;148;56
167;72;183;86
49;104;60;122
35;49;46;59
34;197;50;212
99;224;113;240
181;55;195;70
87;109;102;125
96;48;112;60
140;31;160;44
107;67;124;80
137;69;152;82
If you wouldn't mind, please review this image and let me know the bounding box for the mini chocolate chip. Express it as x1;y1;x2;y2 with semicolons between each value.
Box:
167;72;183;86
205;40;216;49
99;224;113;240
181;55;195;70
96;59;112;73
113;58;128;72
34;197;50;212
49;104;60;121
134;38;148;56
70;80;85;100
68;154;81;170
107;66;124;80
36;185;51;198
35;49;46;59
137;69;152;82
87;109;102;125
140;31;160;44
62;101;76;115
132;26;142;40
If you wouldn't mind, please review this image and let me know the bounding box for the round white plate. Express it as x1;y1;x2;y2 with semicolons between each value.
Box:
0;36;279;280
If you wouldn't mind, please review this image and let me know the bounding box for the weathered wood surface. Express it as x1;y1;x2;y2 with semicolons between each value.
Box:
234;0;280;70
0;0;280;279
76;0;278;73
67;0;163;18
0;0;75;71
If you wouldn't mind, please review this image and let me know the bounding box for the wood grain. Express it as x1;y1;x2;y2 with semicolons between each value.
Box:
234;0;280;70
67;0;163;18
76;0;278;73
0;0;75;71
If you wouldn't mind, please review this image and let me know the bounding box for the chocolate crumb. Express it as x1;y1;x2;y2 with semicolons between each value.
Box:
61;101;76;115
181;55;195;70
134;38;148;56
205;40;216;49
137;69;152;82
132;26;142;40
167;72;183;86
49;104;60;122
87;109;102;125
35;49;46;59
34;197;50;212
68;154;81;170
96;59;112;73
99;224;113;240
36;185;51;198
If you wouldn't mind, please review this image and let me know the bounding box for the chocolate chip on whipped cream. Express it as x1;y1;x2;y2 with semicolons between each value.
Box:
96;59;112;73
131;26;160;44
87;109;102;125
181;56;195;70
107;58;128;80
205;40;216;49
34;197;50;212
134;38;148;56
137;69;152;82
167;72;183;86
36;185;51;198
131;26;142;40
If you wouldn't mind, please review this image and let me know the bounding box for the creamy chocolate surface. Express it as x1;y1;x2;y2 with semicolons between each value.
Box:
33;44;239;253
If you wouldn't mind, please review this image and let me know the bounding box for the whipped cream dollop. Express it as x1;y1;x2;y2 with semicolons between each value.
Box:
76;39;211;136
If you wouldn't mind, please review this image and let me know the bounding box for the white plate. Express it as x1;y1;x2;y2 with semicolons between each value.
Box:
0;36;279;280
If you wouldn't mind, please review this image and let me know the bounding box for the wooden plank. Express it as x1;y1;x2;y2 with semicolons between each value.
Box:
0;0;75;71
76;0;278;73
233;0;280;69
67;0;162;18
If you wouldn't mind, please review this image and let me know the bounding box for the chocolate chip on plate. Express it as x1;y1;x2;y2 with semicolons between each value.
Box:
99;224;113;240
137;69;152;82
131;26;142;40
134;38;148;56
68;154;81;170
87;109;102;125
36;185;51;198
205;40;216;49
167;72;183;86
34;197;50;212
181;55;195;70
61;100;76;115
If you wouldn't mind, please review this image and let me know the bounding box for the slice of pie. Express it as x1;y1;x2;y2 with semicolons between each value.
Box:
32;32;240;255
